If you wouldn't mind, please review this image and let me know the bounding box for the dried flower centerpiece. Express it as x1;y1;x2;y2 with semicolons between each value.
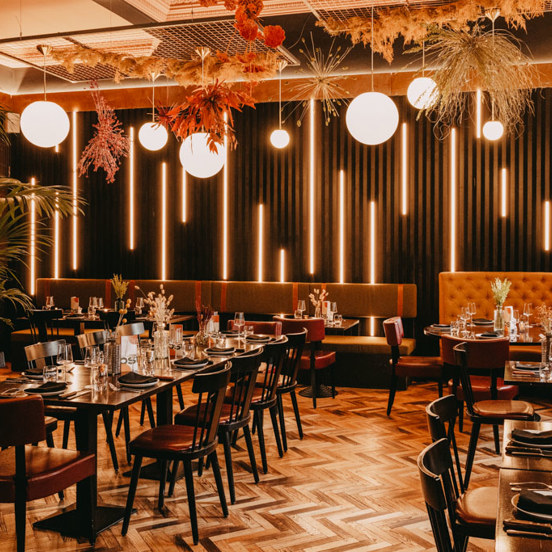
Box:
111;274;129;311
309;288;328;318
536;305;552;335
140;284;175;328
490;277;511;335
196;304;214;346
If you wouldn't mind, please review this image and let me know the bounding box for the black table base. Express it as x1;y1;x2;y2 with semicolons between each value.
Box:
299;384;337;399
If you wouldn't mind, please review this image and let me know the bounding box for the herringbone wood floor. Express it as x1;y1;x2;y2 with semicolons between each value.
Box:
2;382;551;551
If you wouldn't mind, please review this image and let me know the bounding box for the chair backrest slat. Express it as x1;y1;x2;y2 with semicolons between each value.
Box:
25;339;66;370
279;330;307;389
256;339;287;403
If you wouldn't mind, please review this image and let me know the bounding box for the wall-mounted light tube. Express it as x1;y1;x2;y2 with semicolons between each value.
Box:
401;122;408;216
339;170;345;284
54;192;60;279
29;177;36;295
280;248;285;283
161;162;167;280
72;110;78;270
370;200;376;284
223;112;228;280
475;89;482;139
450;128;457;272
257;204;264;282
129;126;135;250
501;168;507;218
545;201;551;252
309;98;315;275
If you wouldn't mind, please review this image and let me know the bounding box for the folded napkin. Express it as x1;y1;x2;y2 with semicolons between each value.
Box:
246;334;271;342
518;490;552;515
24;367;45;376
480;332;499;338
515;362;541;371
432;323;450;328
26;382;67;394
512;429;552;445
473;318;493;324
222;330;239;335
174;358;209;367
118;373;157;385
207;346;234;353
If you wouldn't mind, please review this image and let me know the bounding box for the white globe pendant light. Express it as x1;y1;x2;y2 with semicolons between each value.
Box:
482;120;504;141
20;100;70;148
270;129;290;149
20;45;69;148
138;122;168;151
346;92;399;145
179;133;226;178
407;77;439;109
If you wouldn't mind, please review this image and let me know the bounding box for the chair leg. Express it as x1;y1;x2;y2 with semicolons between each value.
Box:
310;368;317;409
290;390;303;439
209;451;228;517
493;424;501;455
183;460;199;545
145;398;155;428
269;405;284;458
168;460;179;498
123;408;132;464
458;401;464;432
122;455;143;536
45;431;65;500
102;411;119;472
115;409;124;437
15;485;26;552
139;401;146;426
277;394;288;452
221;430;236;505
464;421;481;489
62;420;71;448
256;410;268;474
243;423;260;484
176;384;185;410
330;365;336;398
158;460;168;511
386;369;398;416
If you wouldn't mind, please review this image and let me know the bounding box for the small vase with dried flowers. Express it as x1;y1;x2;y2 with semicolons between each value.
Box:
196;305;213;347
309;288;328;319
490;277;511;336
111;274;129;312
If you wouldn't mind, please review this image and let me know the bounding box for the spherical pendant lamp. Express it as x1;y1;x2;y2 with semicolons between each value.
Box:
346;92;399;145
482;120;504;141
138;122;168;151
407;77;439;109
179;132;226;178
20;100;70;148
270;129;290;149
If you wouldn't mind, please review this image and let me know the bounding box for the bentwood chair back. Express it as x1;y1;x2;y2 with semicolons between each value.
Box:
116;322;145;338
76;330;108;352
24;339;65;371
0;396;96;551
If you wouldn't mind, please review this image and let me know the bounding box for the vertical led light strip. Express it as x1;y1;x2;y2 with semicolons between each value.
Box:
29;178;36;295
401;122;408;215
339;170;345;284
222;112;229;280
545;201;551;252
71;110;78;270
501;168;507;218
181;169;187;223
475;89;482;139
161;162;167;280
54;192;60;279
129;126;135;250
450;128;457;272
257;204;264;282
369;200;376;285
280;249;285;283
309;98;315;275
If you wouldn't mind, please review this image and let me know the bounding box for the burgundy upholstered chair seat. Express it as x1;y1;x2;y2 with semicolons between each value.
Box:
396;356;442;378
299;350;336;371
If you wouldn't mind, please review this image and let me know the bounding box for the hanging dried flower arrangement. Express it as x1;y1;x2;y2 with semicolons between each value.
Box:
78;84;130;183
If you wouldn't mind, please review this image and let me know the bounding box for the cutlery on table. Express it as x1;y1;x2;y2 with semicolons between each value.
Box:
60;389;91;399
506;529;552;539
504;518;552;534
506;446;552;458
510;482;552;492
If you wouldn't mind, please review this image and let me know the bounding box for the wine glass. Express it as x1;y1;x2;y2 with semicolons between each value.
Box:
183;339;194;359
97;297;104;309
58;343;72;383
297;300;306;318
467;301;476;326
88;296;97;317
524;303;533;326
45;296;55;310
234;312;245;342
135;297;144;315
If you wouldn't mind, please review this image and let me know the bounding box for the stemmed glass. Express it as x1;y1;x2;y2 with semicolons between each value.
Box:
88;297;98;318
524;303;533;327
297;300;306;318
467;302;476;326
169;326;183;358
97;297;104;310
135;297;144;315
234;312;245;343
45;296;55;310
57;343;72;383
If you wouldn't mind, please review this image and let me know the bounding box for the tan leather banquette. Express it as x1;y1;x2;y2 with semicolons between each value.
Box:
34;278;417;355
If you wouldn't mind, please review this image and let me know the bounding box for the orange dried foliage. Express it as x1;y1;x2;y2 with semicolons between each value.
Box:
263;25;285;48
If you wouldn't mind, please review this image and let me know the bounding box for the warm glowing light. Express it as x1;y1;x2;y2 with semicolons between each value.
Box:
181;169;187;223
257;204;264;282
223;113;228;280
54;144;59;153
339;170;345;284
29;178;36;295
407;77;438;109
370;201;376;284
401;123;408;216
370;317;375;337
270;129;290;149
475;89;482;139
309;99;315;274
483;120;504;141
280;249;285;283
346;92;399;145
545;201;551;252
129;126;135;250
501;168;507;218
21;101;70;148
72;111;78;271
179;133;226;178
450;128;457;272
161;162;167;280
138;122;168;151
54;192;60;279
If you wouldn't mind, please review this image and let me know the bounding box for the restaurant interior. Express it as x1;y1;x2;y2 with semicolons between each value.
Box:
1;1;552;551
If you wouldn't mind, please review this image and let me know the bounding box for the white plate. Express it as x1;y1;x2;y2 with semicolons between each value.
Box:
119;379;159;389
512;493;552;521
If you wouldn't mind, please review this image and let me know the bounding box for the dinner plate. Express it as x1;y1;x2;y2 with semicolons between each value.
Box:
172;359;211;369
512;493;552;522
245;334;271;343
432;324;450;329
120;379;159;389
22;372;45;380
205;347;236;356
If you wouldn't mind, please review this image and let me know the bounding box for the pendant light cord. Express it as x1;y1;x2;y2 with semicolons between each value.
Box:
422;40;425;77
43;50;47;100
152;74;155;122
491;16;495;119
371;5;374;91
278;66;282;129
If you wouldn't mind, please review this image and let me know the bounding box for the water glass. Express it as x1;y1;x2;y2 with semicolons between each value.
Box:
43;365;58;383
524;303;533;326
234;312;245;341
297;300;306;317
90;363;108;392
450;320;459;337
139;347;155;376
294;309;302;319
97;297;104;309
45;296;55;309
216;333;227;348
84;346;101;367
183;339;194;359
244;325;253;340
333;314;343;327
58;343;73;383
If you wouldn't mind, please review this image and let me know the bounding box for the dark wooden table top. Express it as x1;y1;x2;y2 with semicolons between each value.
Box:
496;467;552;551
424;323;543;345
324;318;359;335
504;361;551;386
501;420;552;472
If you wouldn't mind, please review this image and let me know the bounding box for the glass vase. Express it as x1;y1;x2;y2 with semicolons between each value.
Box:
195;322;210;347
114;298;125;312
493;306;505;336
154;323;169;360
315;306;322;318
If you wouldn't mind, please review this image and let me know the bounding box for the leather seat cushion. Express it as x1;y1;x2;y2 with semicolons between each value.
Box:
130;424;212;455
300;351;336;371
396;356;442;378
509;345;541;362
456;486;498;527
0;446;95;502
473;399;534;419
448;377;519;402
321;335;416;355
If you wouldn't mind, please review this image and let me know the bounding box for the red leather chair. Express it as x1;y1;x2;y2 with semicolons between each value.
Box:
227;320;282;335
0;396;96;551
273;316;335;408
383;316;443;416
